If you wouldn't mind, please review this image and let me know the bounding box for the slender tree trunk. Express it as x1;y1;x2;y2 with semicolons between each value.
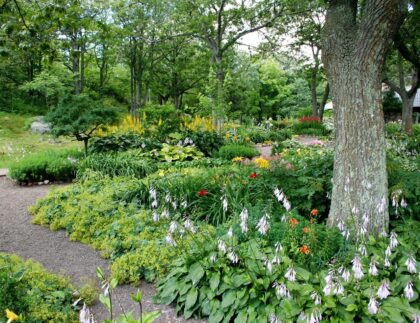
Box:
322;0;405;235
310;68;319;117
319;83;330;121
80;43;85;93
402;95;415;134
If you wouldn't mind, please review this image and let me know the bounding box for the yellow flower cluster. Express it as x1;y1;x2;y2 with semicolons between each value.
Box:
232;156;244;162
254;156;270;169
181;115;215;132
96;114;146;136
6;309;19;322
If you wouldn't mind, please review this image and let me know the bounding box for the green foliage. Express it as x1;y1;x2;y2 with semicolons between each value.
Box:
45;94;119;152
156;219;420;322
143;103;180;134
0;253;78;322
147;144;204;162
79;150;157;178
292;118;329;136
8;149;81;183
89;133;162;153
30;173;213;283
185;131;225;157
217;144;259;160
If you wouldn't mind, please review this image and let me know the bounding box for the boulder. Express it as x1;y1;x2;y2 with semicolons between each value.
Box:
30;117;51;134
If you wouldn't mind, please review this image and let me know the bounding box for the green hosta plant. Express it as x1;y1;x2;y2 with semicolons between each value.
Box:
155;213;420;323
148;144;204;162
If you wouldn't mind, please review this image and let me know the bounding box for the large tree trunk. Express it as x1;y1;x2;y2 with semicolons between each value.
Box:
322;0;405;235
329;72;388;233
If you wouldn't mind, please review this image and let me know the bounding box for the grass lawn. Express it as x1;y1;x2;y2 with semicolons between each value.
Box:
0;111;81;168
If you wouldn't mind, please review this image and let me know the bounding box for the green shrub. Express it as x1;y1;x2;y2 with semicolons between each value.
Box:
292;117;329;136
9;149;81;183
89;133;162;153
217;144;259;160
385;122;401;137
78;150;157;178
185;131;225;157
0;253;78;322
143;102;180;134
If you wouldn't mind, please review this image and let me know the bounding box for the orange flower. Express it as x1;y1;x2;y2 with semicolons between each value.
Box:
299;245;310;255
310;209;318;216
303;227;310;234
289;218;298;226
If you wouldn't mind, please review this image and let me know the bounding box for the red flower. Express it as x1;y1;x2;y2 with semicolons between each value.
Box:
289;218;298;227
310;209;318;216
249;172;257;179
303;227;310;234
299;245;310;255
198;189;208;196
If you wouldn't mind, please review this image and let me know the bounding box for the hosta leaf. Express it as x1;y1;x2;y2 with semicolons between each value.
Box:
185;287;198;310
210;272;220;291
188;262;204;284
221;290;236;308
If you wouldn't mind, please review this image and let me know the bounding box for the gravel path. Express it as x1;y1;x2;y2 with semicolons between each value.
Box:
0;177;204;323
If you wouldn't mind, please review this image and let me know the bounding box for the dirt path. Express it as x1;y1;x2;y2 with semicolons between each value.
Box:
0;177;203;323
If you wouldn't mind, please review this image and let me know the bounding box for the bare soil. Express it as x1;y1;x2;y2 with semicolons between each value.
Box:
0;177;204;323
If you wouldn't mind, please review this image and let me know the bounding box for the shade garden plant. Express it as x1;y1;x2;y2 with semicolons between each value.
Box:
27;126;420;322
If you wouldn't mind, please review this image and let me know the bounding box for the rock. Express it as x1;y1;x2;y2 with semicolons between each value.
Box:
30;116;51;134
38;182;43;185
44;180;49;185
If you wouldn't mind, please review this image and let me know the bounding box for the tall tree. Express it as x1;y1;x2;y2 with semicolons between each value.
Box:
177;0;286;128
384;0;420;134
322;0;406;234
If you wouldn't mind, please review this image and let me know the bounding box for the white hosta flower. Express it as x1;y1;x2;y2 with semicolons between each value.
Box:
404;281;414;300
413;314;420;323
359;244;367;256
184;218;196;234
256;214;270;235
272;254;281;265
377;281;390;300
334;282;344;295
165;233;176;246
389;232;399;249
264;257;273;273
210;254;217;263
385;246;392;257
310;291;322;305
351;206;359;214
352;255;364;280
299;311;307;321
165;192;172;203
376;196;387;214
368;297;379;315
227;227;233;238
152;210;159;222
240;208;248;233
273;187;284;202
275;242;283;254
149;187;157;200
141;142;146;149
283;198;291;212
384;257;391;268
337;220;345;232
218;239;226;253
308;310;322;323
172;200;177;210
181;199;187;209
227;248;238;264
79;303;94;323
405;255;417;274
401;198;408;208
342;268;351;282
323;274;333;296
269;313;281;323
285;267;296;282
151;199;158;209
101;282;110;296
273;282;290;298
161;208;169;219
169;221;177;234
221;195;228;212
369;261;378;276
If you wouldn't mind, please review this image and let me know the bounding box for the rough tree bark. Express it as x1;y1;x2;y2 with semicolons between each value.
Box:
322;0;406;234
